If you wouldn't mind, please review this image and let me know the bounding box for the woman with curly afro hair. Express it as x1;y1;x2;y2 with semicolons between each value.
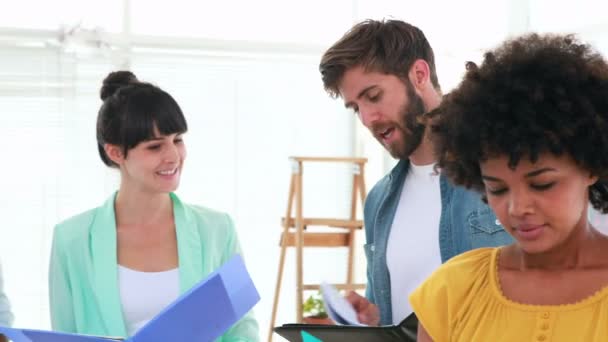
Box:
409;33;608;341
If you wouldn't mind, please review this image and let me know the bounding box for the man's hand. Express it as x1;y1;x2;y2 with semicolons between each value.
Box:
345;291;380;326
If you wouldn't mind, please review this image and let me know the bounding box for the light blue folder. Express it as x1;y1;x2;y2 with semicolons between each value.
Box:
0;254;259;342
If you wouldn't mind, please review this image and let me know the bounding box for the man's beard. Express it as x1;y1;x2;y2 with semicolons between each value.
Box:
390;87;426;159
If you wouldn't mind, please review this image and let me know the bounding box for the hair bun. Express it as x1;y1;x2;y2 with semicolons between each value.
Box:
100;71;139;101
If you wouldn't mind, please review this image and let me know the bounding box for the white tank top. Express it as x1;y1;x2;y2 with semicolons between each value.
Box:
118;265;180;336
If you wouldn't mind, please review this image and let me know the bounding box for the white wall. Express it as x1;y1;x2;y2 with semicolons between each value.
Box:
0;43;360;340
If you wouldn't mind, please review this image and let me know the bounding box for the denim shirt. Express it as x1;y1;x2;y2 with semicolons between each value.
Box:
363;160;513;325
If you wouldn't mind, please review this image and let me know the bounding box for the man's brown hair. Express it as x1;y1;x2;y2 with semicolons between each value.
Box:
319;19;440;98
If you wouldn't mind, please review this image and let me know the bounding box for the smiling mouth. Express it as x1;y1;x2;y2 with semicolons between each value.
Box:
157;168;177;176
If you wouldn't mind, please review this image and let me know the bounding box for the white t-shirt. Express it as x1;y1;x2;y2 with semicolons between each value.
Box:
589;206;608;236
386;163;442;324
118;266;180;336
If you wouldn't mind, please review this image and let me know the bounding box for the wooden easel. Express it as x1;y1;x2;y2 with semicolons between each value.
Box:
268;156;367;341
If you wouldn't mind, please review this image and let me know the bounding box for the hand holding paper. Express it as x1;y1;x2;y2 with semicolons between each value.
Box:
320;282;372;326
344;291;380;326
275;286;414;342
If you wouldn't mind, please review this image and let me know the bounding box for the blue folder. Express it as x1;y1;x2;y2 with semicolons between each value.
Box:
0;254;260;342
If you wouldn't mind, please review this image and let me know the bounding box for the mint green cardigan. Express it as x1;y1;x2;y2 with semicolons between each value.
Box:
49;193;259;341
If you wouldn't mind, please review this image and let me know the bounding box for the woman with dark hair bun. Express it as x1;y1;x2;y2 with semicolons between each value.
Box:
410;34;608;341
49;71;259;340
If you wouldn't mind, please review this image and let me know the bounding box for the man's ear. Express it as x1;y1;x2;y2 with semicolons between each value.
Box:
589;174;600;186
104;144;125;166
408;59;431;94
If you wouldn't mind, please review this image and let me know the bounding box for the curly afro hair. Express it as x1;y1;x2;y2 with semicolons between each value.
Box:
431;33;608;213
